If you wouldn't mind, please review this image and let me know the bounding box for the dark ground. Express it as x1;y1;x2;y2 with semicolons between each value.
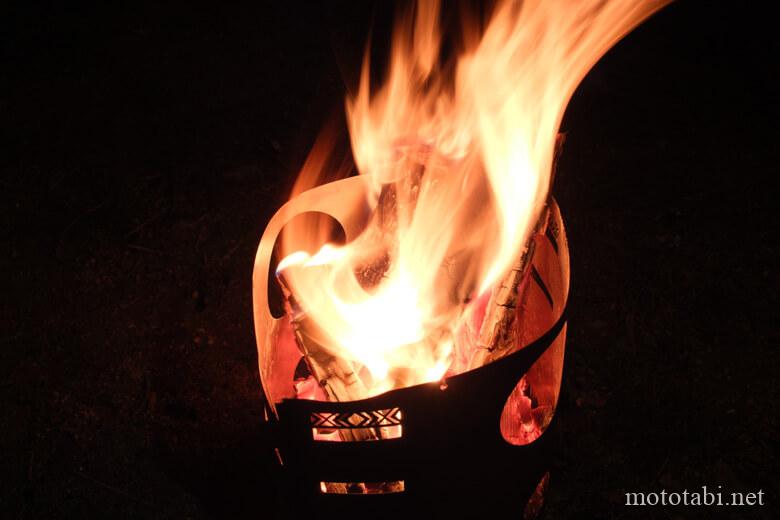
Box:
1;1;778;518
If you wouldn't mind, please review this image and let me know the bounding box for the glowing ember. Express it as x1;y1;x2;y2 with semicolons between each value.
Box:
275;0;668;399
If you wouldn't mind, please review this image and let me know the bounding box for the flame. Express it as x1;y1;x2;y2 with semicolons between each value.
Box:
279;0;669;397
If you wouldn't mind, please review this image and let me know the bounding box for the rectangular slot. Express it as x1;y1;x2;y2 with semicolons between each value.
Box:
320;480;405;494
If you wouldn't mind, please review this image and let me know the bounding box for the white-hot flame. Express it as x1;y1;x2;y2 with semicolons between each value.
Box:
279;0;668;397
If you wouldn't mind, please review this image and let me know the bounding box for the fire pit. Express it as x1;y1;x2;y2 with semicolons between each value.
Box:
251;0;669;517
254;174;568;517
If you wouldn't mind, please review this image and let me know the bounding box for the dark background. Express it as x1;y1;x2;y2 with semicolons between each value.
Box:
2;1;777;518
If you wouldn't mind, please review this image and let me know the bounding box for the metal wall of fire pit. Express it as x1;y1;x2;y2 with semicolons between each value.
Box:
272;312;565;518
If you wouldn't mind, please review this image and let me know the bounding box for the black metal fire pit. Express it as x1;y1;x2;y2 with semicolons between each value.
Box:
253;177;569;519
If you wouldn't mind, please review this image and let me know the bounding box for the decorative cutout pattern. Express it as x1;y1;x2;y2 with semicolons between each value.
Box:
310;407;403;441
311;407;402;429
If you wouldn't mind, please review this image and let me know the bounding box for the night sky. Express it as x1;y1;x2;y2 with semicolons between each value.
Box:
2;1;777;518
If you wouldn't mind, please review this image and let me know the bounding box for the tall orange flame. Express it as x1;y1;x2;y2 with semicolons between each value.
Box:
278;0;669;397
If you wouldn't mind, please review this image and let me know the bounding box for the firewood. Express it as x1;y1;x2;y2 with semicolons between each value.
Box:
467;206;548;370
275;154;425;441
353;157;425;289
467;134;565;369
276;271;376;441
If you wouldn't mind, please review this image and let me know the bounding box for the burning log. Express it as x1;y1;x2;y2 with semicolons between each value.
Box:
467;206;547;370
276;270;376;442
275;148;428;424
353;147;426;289
468;134;565;370
275;152;449;443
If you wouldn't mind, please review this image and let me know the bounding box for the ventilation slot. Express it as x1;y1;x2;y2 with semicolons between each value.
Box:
320;481;405;494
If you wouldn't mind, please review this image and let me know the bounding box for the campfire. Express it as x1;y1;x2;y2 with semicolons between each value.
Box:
252;0;669;516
